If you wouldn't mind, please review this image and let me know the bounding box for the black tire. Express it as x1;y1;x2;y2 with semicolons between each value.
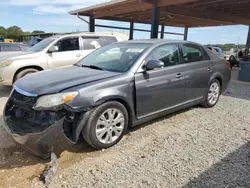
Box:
14;68;39;82
236;61;240;67
82;101;128;150
202;79;221;108
229;56;236;67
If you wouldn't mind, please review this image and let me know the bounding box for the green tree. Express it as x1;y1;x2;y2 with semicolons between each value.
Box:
31;30;45;34
6;26;23;40
23;31;31;35
0;26;6;37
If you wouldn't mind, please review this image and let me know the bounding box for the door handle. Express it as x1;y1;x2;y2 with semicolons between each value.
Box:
76;54;82;57
207;67;213;72
176;73;183;78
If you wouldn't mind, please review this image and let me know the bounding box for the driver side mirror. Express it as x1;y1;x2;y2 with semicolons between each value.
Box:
48;46;59;53
144;60;164;71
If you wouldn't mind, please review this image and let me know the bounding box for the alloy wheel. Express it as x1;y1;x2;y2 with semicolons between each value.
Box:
208;82;220;105
95;108;125;144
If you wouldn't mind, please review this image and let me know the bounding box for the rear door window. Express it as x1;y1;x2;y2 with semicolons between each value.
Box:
182;44;204;63
202;49;211;60
82;37;102;50
101;36;118;46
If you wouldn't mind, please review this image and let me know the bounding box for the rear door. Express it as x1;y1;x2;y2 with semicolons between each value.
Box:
135;43;186;118
47;37;82;69
181;43;213;101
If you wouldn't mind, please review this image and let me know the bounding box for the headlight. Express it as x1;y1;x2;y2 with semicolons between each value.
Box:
33;92;79;110
0;60;13;67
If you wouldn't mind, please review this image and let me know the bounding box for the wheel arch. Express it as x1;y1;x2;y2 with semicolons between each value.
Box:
210;73;223;88
95;96;134;127
13;66;43;83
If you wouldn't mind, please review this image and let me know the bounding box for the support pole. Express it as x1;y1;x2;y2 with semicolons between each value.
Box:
150;0;160;39
245;26;250;56
184;26;188;41
160;24;165;39
89;16;95;32
129;22;134;40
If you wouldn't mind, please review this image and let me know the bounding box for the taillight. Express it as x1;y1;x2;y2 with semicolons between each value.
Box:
226;61;232;69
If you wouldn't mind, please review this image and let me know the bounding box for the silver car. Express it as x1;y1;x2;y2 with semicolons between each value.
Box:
0;33;126;86
0;42;29;52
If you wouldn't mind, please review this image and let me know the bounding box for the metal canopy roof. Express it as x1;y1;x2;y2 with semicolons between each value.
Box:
69;0;250;27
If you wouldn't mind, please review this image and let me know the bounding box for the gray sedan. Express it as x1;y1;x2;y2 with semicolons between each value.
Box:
0;42;29;52
3;39;231;158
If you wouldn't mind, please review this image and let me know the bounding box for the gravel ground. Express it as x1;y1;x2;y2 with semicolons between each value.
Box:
1;83;250;188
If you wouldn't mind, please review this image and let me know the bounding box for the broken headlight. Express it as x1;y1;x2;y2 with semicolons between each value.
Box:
33;92;78;110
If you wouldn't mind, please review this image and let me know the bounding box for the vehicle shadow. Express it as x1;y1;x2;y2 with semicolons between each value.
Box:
183;141;250;188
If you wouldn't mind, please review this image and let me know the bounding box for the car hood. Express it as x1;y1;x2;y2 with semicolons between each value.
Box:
0;51;38;61
14;66;121;95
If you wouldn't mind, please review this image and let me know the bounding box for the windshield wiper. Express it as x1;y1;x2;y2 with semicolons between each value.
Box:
80;65;105;71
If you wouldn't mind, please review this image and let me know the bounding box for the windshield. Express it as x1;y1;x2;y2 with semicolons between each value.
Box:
78;43;151;72
29;38;57;52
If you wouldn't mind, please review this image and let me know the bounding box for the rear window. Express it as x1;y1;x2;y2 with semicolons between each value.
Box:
182;44;204;63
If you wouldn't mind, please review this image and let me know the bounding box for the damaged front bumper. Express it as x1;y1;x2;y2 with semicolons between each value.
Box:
4;117;74;159
3;89;89;159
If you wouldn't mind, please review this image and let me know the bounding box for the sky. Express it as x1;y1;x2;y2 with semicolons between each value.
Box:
0;0;249;45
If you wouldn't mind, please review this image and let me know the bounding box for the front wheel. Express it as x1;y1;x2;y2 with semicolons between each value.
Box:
82;101;128;150
202;79;221;108
14;68;39;82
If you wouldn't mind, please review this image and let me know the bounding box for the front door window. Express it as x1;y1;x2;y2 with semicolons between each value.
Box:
55;37;80;52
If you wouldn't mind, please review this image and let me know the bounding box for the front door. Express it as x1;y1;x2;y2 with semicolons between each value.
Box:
47;37;83;69
181;44;214;101
135;44;186;118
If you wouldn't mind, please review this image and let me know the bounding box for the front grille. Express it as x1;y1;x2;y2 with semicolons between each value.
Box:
11;90;37;110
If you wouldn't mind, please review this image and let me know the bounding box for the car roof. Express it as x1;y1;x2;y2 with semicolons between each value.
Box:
117;39;202;46
53;32;119;39
0;42;28;46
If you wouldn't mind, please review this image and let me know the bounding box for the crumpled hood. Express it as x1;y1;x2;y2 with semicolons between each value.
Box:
0;51;38;61
14;66;121;95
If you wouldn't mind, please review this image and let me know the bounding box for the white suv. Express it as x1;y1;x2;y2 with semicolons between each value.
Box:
0;32;127;86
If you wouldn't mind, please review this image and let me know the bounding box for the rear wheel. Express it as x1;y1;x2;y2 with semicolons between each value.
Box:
202;79;221;108
14;68;39;82
82;101;128;149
